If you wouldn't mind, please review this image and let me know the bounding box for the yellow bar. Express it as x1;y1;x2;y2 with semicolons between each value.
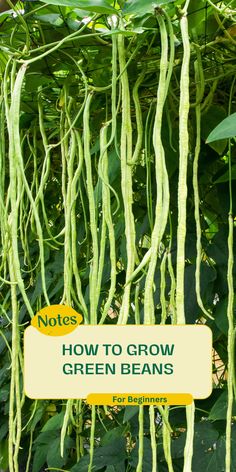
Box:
87;393;193;406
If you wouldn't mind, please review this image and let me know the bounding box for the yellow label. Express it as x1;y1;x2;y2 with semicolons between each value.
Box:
87;393;193;406
31;305;82;336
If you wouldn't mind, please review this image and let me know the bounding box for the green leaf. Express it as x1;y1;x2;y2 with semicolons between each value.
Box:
34;430;58;446
34;14;64;26
47;436;74;468
106;464;125;472
0;439;8;470
209;390;236;421
70;454;90;472
192;424;236;472
32;445;48;472
214;164;236;184
41;411;65;432
101;425;127;446
184;263;216;323
27;403;46;432
40;0;117;14
123;0;175;16
201;105;227;154
71;438;127;471
172;421;219;464
123;405;139;423
0;422;8;441
206;112;236;142
214;298;228;336
93;438;127;468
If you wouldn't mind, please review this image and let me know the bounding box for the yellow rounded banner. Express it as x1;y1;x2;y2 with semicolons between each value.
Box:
31;305;82;336
87;393;193;406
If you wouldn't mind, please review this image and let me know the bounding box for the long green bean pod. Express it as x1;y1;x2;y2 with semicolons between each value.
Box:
176;3;196;471
149;406;157;472
193;49;213;320
183;403;195;472
225;78;235;472
88;406;96;472
128;68;146;165
99;125;117;324
83;93;99;324
136;406;144;472
7;63;35;317
144;12;170;325
162;408;174;472
117;28;136;324
175;3;191;326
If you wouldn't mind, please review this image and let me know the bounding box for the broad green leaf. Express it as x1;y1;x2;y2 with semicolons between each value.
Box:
93;438;127;468
41;411;65;432
214;296;236;336
184;263;216;323
32;445;48;472
71;438;127;471
34;430;58;446
70;454;90;472
172;422;219;460
0;439;8;470
201;105;227;154
0;422;8;442
123;0;175;16
203;208;219;240
192;425;236;472
101;425;127;446
192;436;224;472
47;436;74;468
214;298;228;336
40;0;117;14
27;403;46;433
106;464;125;472
207;227;228;267
34;14;64;26
123;405;139;423
207;112;236;142
214;164;236;183
209;390;236;421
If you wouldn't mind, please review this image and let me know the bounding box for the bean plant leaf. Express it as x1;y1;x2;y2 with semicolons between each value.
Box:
106;464;126;472
206;112;236;142
214;164;236;183
34;14;64;26
201;105;227;154
47;436;74;467
0;439;8;470
123;405;139;423
172;422;219;459
214;298;229;335
192;425;236;471
209;390;236;421
32;445;48;472
101;425;127;445
122;0;175;16
41;411;65;432
71;438;127;471
40;0;117;14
